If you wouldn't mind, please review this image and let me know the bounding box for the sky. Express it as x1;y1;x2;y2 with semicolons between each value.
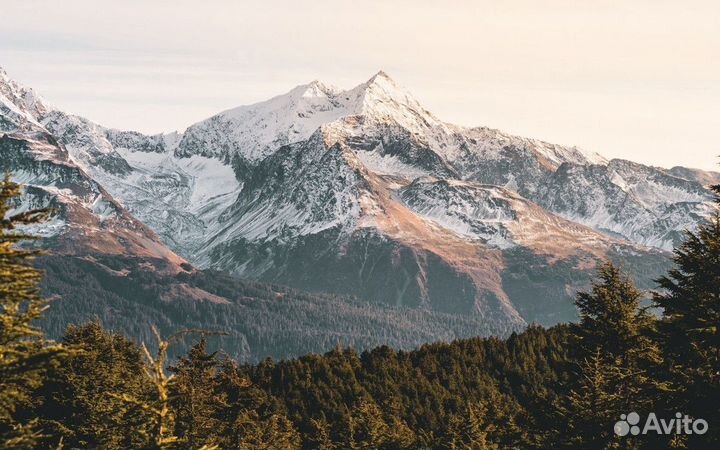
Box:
2;0;719;171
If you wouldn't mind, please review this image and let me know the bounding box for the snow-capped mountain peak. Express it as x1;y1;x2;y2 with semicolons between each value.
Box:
357;71;425;109
298;79;337;98
2;67;717;329
175;77;343;162
0;67;48;130
351;70;444;131
175;71;447;163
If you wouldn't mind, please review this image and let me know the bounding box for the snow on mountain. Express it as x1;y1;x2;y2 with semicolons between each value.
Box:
354;148;431;179
1;66;715;327
175;71;445;164
18;108;240;256
175;70;603;174
0;69;238;258
534;159;715;249
0;67;47;131
398;178;616;254
198;129;528;325
0;132;185;264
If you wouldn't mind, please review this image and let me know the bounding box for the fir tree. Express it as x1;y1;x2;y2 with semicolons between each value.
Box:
110;327;220;450
382;414;415;450
574;263;655;360
351;398;390;449
307;413;336;450
563;263;664;449
216;359;301;450
575;263;664;403
336;406;360;450
110;327;176;449
653;184;720;448
229;410;301;450
169;339;225;449
561;348;626;450
36;322;153;449
0;174;66;449
441;401;496;450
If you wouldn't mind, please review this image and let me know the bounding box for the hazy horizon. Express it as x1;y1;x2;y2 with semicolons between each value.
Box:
2;0;718;171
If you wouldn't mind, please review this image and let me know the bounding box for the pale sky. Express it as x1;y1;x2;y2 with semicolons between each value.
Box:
2;0;719;171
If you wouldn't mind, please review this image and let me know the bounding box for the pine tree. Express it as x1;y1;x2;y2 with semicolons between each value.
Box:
574;263;654;359
35;322;153;449
229;409;301;450
378;397;415;450
109;327;176;449
307;414;336;450
216;359;301;450
653;184;720;447
382;415;415;450
441;401;496;450
337;407;358;450
0;174;66;449
575;263;663;402
563;263;664;449
352;398;390;449
169;339;225;449
561;348;626;450
110;327;221;450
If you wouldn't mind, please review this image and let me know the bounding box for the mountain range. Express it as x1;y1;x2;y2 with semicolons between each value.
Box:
1;67;717;357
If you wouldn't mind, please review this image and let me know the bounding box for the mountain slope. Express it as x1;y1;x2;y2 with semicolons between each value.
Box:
1;67;713;331
169;71;712;251
0;131;184;263
38;253;512;361
0;67;526;358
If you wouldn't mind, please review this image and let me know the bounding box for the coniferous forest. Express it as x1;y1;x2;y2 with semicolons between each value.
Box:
1;174;719;449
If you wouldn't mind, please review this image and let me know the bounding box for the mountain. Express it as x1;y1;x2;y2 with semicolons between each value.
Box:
665;165;720;187
0;68;521;359
1;67;715;335
0;70;181;263
37;252;511;361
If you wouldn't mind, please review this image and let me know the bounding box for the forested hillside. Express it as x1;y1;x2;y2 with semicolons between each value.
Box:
0;176;718;449
36;254;514;362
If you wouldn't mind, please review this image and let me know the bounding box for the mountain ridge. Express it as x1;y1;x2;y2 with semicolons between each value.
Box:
0;66;714;330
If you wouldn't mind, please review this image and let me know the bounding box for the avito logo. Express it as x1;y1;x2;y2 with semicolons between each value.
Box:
614;412;708;436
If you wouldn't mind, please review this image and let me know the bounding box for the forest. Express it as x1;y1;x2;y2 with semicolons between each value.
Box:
1;173;719;450
36;253;516;363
